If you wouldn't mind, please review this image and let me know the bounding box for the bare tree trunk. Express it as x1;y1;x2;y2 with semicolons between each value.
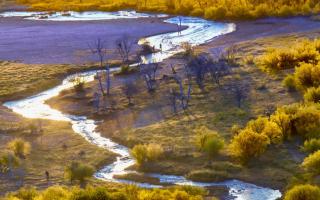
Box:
105;65;111;95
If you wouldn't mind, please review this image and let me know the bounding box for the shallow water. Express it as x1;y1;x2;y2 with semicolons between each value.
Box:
0;10;168;20
2;11;281;200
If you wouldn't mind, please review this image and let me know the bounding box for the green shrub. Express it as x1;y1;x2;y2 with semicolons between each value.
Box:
114;65;137;76
7;138;31;158
64;162;94;185
186;169;229;182
284;184;320;200
229;129;270;163
194;126;224;156
302;138;320;153
304;86;320;103
301;150;320;175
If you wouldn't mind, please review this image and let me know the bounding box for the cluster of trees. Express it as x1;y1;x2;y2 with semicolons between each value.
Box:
4;184;208;200
17;0;320;20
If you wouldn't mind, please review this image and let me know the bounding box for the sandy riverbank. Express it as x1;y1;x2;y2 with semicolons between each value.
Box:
0;16;180;64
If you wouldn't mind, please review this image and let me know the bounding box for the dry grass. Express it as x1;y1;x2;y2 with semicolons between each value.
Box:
0;61;100;101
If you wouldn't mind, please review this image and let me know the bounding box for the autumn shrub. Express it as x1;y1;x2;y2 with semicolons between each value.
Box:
260;49;297;70
277;5;295;17
283;75;296;91
284;184;320;200
204;6;227;20
229;129;270;163
146;143;164;161
64;161;94;185
7;138;31;158
131;143;164;166
302;138;320;153
271;109;292;139
195;126;224;156
294;63;320;90
293;105;320;138
304;86;320;103
0;152;20;173
73;76;85;92
7;184;208;200
301;150;320;175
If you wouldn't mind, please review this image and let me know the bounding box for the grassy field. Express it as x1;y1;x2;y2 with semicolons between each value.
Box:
0;61;103;102
45;31;320;191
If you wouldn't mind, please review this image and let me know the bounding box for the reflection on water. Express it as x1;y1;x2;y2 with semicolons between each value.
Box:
2;11;281;200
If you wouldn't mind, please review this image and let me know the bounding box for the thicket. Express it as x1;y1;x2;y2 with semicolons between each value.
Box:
16;0;320;20
4;184;207;200
261;39;320;71
229;103;320;163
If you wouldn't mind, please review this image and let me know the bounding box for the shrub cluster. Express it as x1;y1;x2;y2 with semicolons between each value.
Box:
229;103;320;163
17;0;320;20
261;40;320;71
5;184;207;200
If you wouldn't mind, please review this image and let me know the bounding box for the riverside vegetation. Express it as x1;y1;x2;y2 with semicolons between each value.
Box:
16;0;320;20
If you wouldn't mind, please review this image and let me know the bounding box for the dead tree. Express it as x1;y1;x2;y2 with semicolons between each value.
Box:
95;72;105;96
231;81;249;108
116;35;134;64
122;79;139;106
93;92;100;112
139;63;159;92
105;64;111;95
184;54;207;90
168;88;178;113
89;38;107;68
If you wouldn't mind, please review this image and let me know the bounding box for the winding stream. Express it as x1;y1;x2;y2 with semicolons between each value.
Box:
2;11;281;199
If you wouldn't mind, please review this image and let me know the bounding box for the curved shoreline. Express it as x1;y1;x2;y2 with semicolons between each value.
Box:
2;11;282;200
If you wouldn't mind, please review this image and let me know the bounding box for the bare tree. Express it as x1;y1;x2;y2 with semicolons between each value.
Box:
231;81;249;108
116;35;134;64
168;88;178;113
89;38;107;68
95;72;105;96
139;63;159;92
122;79;139;106
93;91;100;112
105;64;111;95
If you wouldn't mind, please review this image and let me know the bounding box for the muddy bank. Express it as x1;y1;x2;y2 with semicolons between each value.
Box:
0;16;180;64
